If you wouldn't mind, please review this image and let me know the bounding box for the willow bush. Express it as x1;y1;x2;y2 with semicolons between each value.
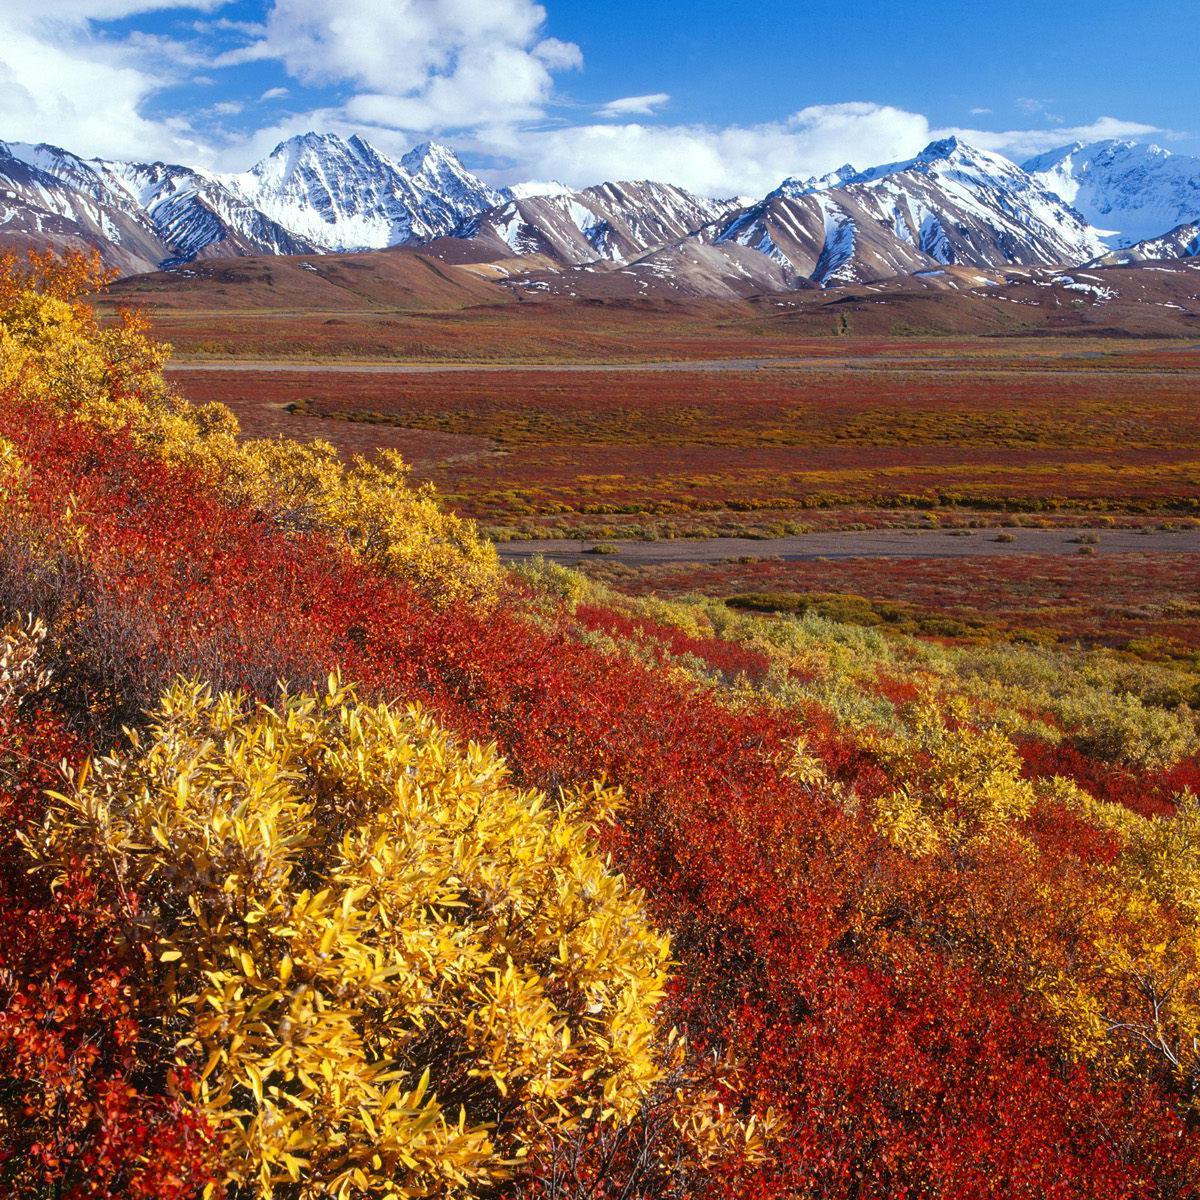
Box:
31;677;671;1199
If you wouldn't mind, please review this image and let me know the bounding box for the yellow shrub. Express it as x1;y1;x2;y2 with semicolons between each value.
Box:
0;614;50;709
0;436;23;505
867;701;1037;852
34;678;671;1199
0;252;500;606
1123;789;1200;922
235;440;499;605
511;556;594;609
1057;690;1197;770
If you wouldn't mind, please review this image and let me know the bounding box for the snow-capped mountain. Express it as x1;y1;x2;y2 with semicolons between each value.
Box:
451;181;738;265
2;140;320;267
1023;141;1200;247
0;141;172;274
0;133;505;270
98;159;319;263
501;181;575;201
773;164;860;200
228;134;504;251
706;137;1107;287
2;128;1198;294
1091;221;1200;266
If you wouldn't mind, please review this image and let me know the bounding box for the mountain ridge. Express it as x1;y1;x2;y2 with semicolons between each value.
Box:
1022;140;1200;246
0;131;1196;297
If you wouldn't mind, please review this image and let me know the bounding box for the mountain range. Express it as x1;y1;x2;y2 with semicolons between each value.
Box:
1022;141;1200;246
0;130;1197;297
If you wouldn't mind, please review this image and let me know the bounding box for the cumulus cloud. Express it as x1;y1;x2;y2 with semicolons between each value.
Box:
487;102;934;196
0;0;230;161
941;115;1166;159
220;0;581;131
473;105;1174;197
598;93;671;119
2;0;225;16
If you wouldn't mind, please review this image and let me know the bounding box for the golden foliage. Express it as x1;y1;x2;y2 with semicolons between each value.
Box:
1057;691;1197;771
0;251;500;606
0;435;23;506
32;677;671;1199
0;613;50;710
230;439;500;605
0;247;118;307
866;700;1037;853
1125;789;1200;922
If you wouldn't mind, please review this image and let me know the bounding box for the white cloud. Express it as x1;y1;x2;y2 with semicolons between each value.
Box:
2;0;226;17
468;105;1173;198
534;37;583;71
0;40;181;162
941;115;1166;159
260;86;289;101
488;102;934;196
598;93;671;119
222;0;581;131
970;106;992;116
0;1;230;161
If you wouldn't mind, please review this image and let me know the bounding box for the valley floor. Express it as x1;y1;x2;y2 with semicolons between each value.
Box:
166;335;1200;543
499;526;1200;564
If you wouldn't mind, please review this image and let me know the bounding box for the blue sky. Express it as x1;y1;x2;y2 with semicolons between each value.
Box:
1;0;1194;195
545;0;1198;141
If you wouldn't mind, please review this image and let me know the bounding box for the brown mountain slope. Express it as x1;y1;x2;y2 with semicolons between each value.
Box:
107;248;512;312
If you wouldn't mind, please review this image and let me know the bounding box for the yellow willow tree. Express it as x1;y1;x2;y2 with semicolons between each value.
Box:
32;677;672;1199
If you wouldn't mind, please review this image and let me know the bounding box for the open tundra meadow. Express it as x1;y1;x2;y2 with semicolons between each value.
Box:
3;247;1200;1200
3;0;1200;1193
158;332;1200;543
4;249;1200;1200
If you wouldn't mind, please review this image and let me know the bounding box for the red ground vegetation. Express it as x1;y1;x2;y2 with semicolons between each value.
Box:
605;551;1200;657
5;397;1200;1197
0;702;215;1198
170;345;1200;538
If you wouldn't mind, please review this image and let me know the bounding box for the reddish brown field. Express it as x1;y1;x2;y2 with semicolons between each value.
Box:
170;340;1200;538
102;254;1200;358
593;552;1200;658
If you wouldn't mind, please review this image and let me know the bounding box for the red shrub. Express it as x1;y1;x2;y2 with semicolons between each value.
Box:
573;602;773;682
1;399;1195;1198
0;703;214;1198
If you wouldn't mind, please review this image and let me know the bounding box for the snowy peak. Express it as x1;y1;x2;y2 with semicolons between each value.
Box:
773;164;858;200
1023;139;1200;246
709;136;1107;288
233;132;502;251
398;140;504;227
916;135;966;161
502;180;576;201
1091;220;1200;266
4;141;131;211
0;140;173;275
913;135;990;166
400;140;475;183
855;137;1031;189
0;129;509;269
451;179;732;266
